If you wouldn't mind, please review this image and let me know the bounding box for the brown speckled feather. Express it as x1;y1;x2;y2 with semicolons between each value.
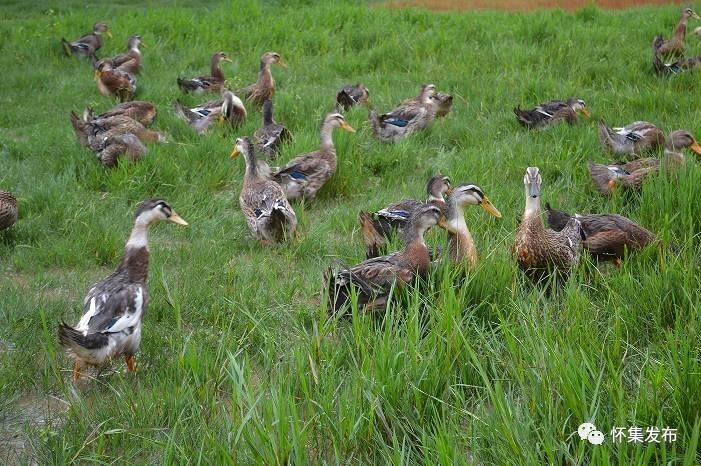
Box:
0;191;18;231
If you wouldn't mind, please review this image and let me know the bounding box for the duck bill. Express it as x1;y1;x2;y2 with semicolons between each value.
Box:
437;215;448;229
528;183;540;199
689;141;701;156
480;197;502;218
278;58;288;68
106;30;113;39
340;121;356;133
218;115;226;125
230;147;241;159
692;12;701;19
140;42;148;48
223;57;233;63
580;108;590;118
169;212;189;226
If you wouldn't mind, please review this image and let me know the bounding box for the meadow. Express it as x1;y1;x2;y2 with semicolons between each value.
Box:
2;0;701;463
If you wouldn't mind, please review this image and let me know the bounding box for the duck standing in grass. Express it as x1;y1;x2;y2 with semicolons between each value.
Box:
0;191;18;231
327;205;445;313
177;52;232;93
254;100;290;158
652;7;700;59
598;120;665;158
545;204;657;266
241;52;286;106
514;98;589;129
58;199;188;381
270;113;355;201
369;84;437;142
514;167;583;283
174;90;247;134
231;137;297;244
432;91;453;118
101;35;145;75
359;175;452;259
588;130;701;195
61;21;110;59
95;59;136;102
336;84;370;111
442;184;501;266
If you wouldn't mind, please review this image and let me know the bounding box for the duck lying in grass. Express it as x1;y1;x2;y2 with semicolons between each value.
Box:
254;100;290;159
59;199;188;381
545;203;656;266
442;184;501;267
588;130;701;195
61;21;110;59
514;167;583;283
83;101;157;126
241;52;286;106
231;137;297;244
174;90;247;135
652;7;700;60
100;35;145;75
336;84;370;111
177;52;231;93
326;205;446;313
0;191;18;231
598;120;665;158
95;59;136;102
270;113;355;201
514;98;589;129
652;52;701;75
359;175;452;259
369;84;437;142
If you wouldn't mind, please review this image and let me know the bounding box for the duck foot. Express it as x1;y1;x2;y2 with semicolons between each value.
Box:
72;361;83;381
125;355;137;372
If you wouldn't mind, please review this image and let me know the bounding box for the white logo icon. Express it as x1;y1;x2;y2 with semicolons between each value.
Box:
578;423;604;445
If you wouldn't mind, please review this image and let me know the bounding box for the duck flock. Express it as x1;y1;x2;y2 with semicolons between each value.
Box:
1;8;701;381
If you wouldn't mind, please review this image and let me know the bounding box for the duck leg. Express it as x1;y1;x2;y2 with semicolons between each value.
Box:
125;355;137;372
72;361;83;381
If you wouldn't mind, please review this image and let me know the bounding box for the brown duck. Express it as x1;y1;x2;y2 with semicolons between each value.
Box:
241;52;286;106
174;90;247;135
177;52;231;93
545;203;657;266
254;100;290;159
326;204;446;313
0;191;18;231
598;120;665;158
514;167;583;283
95;60;136;102
359;174;452;259
58;199;187;381
588;130;701;195
270;113;355;201
61;22;110;59
514;98;589;129
101;35;145;75
84;101;157;126
652;8;700;59
336;84;370;111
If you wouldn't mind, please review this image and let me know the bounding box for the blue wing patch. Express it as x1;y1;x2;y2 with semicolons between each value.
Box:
384;118;409;127
289;171;306;180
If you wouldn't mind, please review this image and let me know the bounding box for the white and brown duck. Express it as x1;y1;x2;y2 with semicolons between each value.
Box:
95;59;136;102
241;52;286;106
177;52;232;93
0;191;18;231
254;100;290;159
58;199;188;381
101;35;145;75
61;21;110;59
174;90;247;135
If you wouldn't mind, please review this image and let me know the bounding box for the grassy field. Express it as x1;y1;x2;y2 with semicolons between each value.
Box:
2;0;701;464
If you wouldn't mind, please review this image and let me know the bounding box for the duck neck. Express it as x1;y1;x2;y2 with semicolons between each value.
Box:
403;226;431;275
320;122;336;149
121;220;151;283
663;147;685;169
446;206;477;266
212;59;225;81
257;61;274;88
243;150;260;180
524;194;541;219
674;16;688;40
262;103;274;125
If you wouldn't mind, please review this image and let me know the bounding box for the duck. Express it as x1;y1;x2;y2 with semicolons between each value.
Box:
174;90;247;135
177;52;231;93
70;112;166;151
270;113;355;201
0;191;18;231
514;167;583;283
653;53;701;75
358;174;452;259
95;60;136;102
231;137;297;243
241;52;286;106
254;100;290;159
652;7;700;59
432;91;453;118
369;84;437;142
83;101;157;126
442;184;502;267
61;21;110;59
545;203;656;266
58;199;187;381
598;120;665;158
93;133;148;168
514;98;589;129
336;84;370;111
588;130;701;195
101;35;145;75
326;204;446;313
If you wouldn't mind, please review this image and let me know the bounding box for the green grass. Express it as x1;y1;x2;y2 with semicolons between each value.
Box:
2;0;701;463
